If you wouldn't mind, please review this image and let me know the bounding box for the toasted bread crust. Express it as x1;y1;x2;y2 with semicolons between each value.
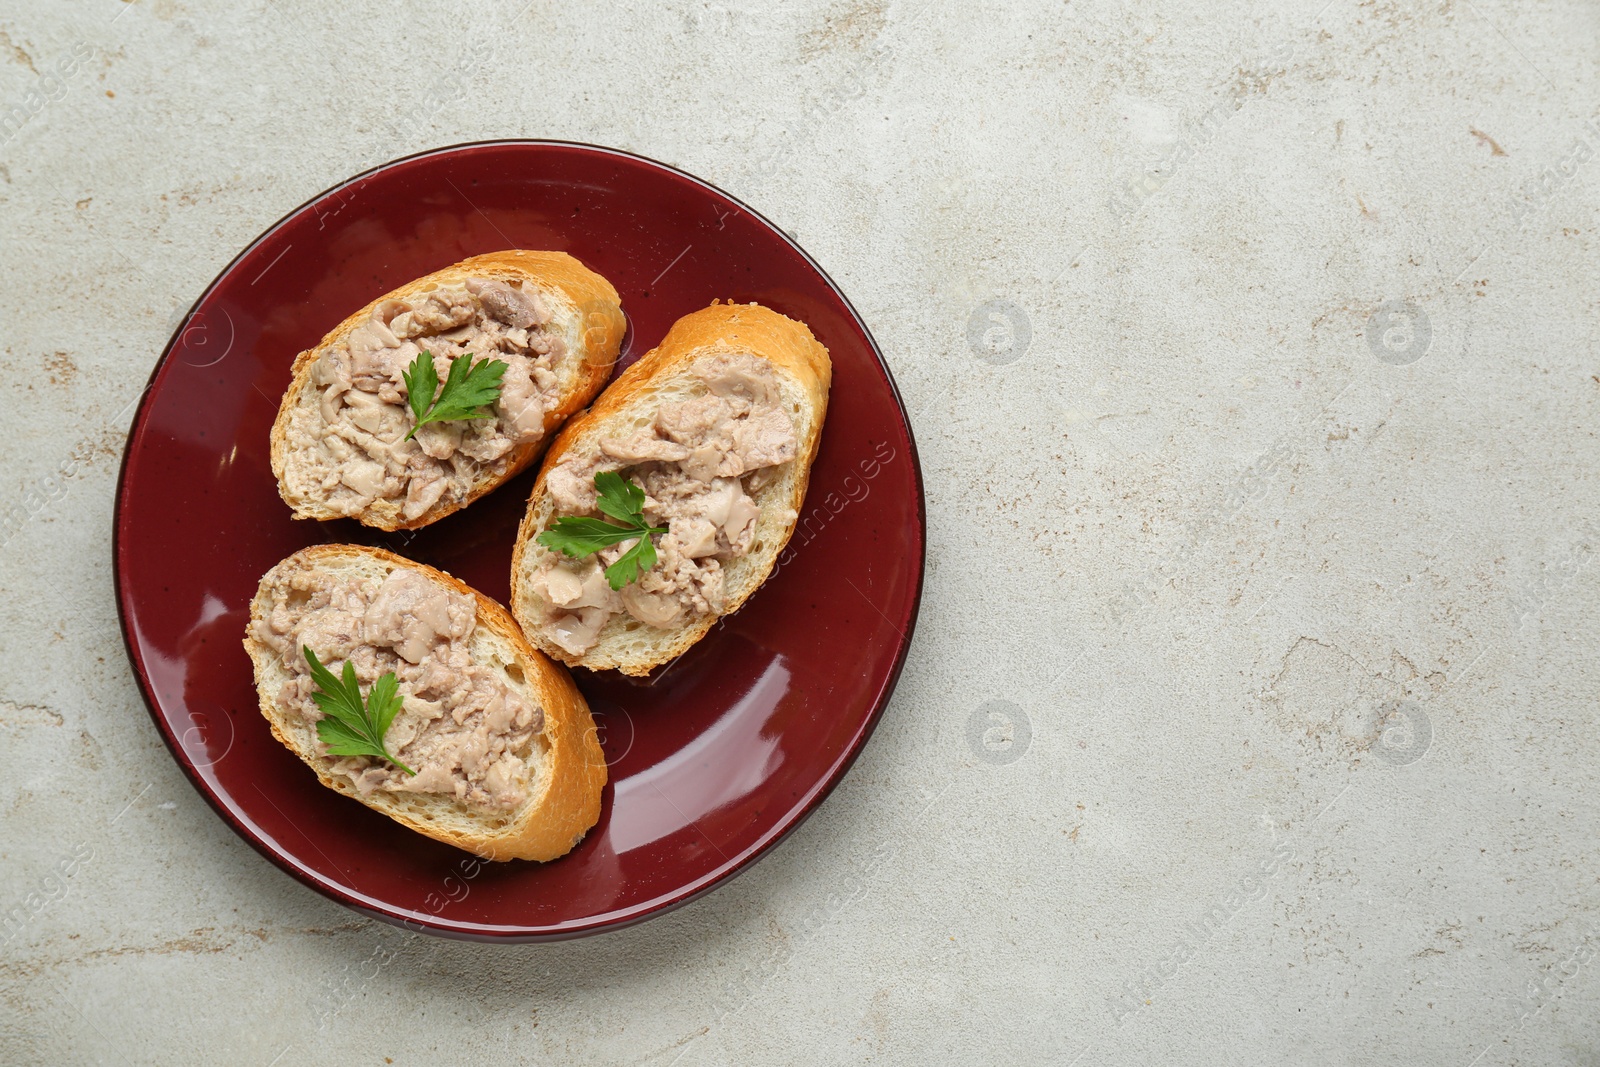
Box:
511;301;832;674
244;544;607;861
270;250;625;531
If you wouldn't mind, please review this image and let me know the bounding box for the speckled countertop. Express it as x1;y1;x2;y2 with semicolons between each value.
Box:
3;2;1599;1064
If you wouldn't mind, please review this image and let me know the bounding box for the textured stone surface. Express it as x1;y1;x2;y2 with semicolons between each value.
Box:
3;1;1599;1063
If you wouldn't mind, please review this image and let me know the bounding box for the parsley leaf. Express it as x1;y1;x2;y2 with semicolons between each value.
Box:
605;536;658;590
401;349;508;441
303;646;415;775
536;470;669;590
594;470;648;524
400;349;439;431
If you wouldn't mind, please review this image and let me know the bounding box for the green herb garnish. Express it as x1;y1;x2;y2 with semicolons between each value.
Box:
401;349;508;441
303;646;415;775
536;470;668;590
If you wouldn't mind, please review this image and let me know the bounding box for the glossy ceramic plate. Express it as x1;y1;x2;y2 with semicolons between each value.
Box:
114;141;924;941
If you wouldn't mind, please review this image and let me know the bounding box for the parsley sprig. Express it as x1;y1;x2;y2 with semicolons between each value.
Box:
303;646;415;775
536;471;668;590
401;349;508;441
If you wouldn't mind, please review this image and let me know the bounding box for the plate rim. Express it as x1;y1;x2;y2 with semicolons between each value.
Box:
112;139;927;941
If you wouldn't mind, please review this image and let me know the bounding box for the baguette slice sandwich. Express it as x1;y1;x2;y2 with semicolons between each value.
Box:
511;301;831;675
244;544;606;861
271;250;625;531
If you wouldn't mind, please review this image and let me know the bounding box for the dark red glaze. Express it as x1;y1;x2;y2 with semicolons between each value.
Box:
113;142;924;941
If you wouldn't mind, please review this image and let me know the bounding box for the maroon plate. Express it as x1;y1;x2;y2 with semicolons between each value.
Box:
113;141;924;941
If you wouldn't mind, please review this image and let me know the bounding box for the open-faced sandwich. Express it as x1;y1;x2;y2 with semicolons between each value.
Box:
244;544;605;861
271;250;625;530
510;301;831;675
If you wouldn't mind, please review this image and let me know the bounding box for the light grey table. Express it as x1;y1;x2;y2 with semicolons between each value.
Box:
2;2;1598;1064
